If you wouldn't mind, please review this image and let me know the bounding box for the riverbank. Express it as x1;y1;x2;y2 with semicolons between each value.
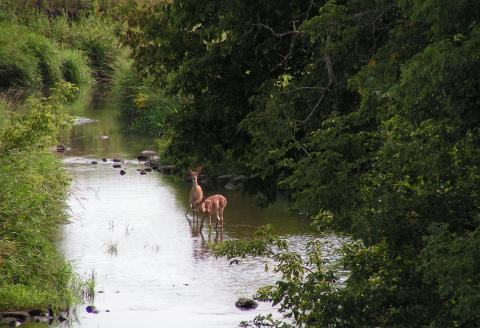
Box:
0;5;124;320
0;89;79;316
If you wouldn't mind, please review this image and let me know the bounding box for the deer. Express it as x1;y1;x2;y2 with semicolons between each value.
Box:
185;167;204;222
195;194;227;230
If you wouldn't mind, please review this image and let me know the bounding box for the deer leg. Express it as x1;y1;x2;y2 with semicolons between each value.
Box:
215;211;220;230
220;210;224;230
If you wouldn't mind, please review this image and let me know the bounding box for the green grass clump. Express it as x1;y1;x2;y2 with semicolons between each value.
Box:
0;22;64;92
39;15;120;83
60;48;92;86
0;23;41;90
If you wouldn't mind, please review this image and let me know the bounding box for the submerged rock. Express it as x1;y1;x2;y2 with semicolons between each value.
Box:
112;159;121;163
73;116;96;126
113;164;122;169
235;297;258;310
91;160;98;165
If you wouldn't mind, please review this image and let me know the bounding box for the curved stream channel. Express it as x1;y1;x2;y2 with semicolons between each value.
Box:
53;93;339;327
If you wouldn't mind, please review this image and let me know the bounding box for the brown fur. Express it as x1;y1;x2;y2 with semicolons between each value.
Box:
197;194;227;229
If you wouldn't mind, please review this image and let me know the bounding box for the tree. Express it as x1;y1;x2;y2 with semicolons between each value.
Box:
124;0;480;326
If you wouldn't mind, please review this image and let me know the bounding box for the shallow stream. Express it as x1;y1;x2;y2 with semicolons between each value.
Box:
54;93;338;327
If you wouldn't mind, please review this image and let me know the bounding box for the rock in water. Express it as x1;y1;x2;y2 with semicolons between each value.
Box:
85;306;99;314
91;160;98;165
235;297;258;310
120;169;126;175
113;164;121;169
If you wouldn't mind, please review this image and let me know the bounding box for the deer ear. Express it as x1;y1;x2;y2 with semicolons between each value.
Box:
197;166;202;173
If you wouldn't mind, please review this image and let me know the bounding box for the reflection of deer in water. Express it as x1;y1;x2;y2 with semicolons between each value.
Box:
196;194;227;230
185;167;203;222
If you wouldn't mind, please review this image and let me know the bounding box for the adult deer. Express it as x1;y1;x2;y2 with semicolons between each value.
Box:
186;167;204;221
197;194;227;230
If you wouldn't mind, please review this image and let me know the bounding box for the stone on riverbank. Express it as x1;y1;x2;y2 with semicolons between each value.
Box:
216;174;235;185
137;150;157;161
1;312;29;322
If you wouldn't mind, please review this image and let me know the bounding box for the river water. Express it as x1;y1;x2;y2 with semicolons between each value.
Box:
54;92;338;327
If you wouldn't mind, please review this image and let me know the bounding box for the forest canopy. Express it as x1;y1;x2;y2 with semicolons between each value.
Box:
122;0;480;326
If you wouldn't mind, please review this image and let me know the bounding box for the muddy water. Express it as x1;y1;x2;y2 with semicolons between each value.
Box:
57;93;335;327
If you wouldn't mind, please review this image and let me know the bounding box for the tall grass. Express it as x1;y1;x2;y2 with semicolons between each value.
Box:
0;23;41;91
0;21;92;95
0;11;118;96
29;14;120;83
0;149;79;310
0;84;81;311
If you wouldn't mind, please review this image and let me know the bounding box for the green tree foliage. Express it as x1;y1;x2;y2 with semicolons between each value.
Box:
125;0;480;326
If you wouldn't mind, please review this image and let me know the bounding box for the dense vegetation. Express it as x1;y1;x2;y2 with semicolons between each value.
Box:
0;83;81;310
0;2;122;311
123;0;480;326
